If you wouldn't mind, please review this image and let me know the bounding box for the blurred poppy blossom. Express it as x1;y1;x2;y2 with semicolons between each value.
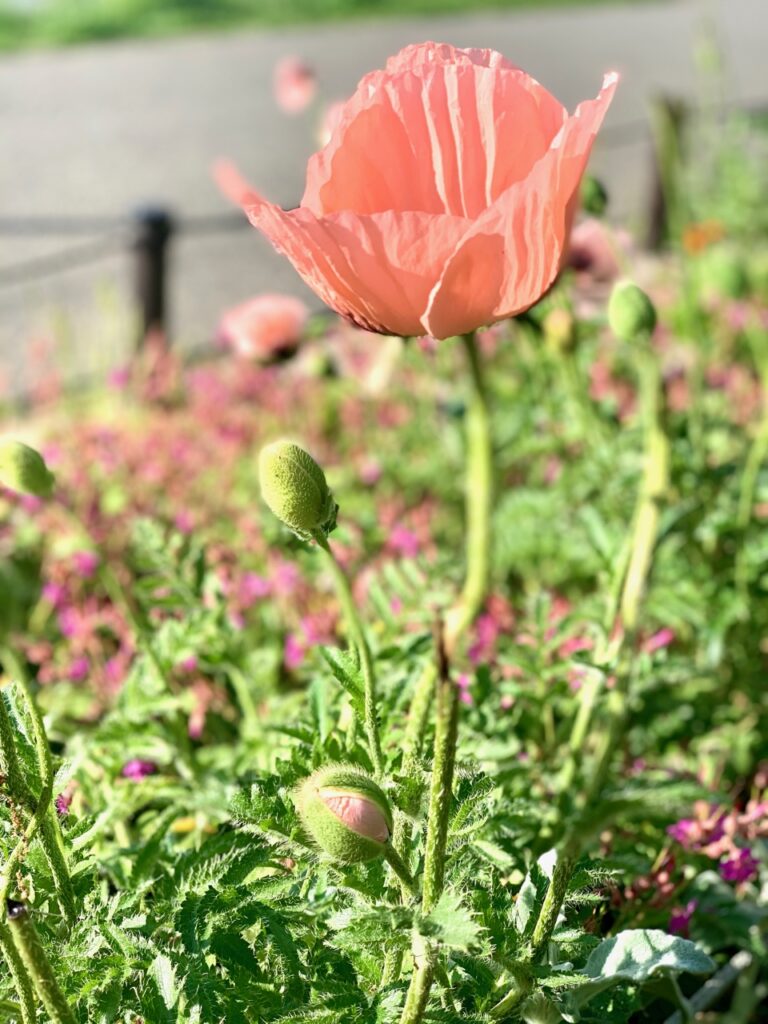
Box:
218;294;309;361
218;42;617;339
274;56;317;114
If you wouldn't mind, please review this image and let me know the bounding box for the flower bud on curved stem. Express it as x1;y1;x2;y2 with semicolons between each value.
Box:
296;765;416;891
259;440;338;540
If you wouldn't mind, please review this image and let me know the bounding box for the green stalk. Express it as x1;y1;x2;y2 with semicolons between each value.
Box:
0;650;76;925
619;348;670;633
528;848;578;961
399;633;459;1024
0;917;36;1024
445;331;493;652
382;843;418;897
493;340;670;1012
734;351;768;600
313;532;384;777
6;902;77;1024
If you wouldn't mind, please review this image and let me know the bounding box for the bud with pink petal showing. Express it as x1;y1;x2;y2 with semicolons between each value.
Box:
295;765;393;864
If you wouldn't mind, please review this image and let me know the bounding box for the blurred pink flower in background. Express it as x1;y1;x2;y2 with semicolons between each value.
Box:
122;759;158;780
567;217;622;282
219;294;309;362
669;899;697;936
274;56;317;114
644;627;675;654
719;848;759;884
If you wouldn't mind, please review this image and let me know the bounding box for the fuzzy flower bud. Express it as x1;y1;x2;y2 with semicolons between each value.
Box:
608;281;657;341
259;440;338;540
0;440;54;498
295;765;393;863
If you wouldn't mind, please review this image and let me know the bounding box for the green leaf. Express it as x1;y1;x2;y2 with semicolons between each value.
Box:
318;646;365;719
150;953;179;1010
420;890;481;951
571;929;715;1007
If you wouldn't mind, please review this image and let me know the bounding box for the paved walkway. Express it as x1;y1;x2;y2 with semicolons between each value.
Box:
0;0;766;393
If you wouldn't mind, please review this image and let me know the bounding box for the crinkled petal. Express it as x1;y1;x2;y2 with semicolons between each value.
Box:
423;72;618;339
224;169;469;335
383;41;520;73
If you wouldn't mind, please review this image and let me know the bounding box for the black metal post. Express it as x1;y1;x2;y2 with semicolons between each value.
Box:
132;206;174;348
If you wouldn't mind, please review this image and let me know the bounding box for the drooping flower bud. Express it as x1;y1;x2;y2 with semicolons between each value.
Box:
295;765;393;863
0;441;55;498
581;175;608;217
258;441;337;540
608;281;657;341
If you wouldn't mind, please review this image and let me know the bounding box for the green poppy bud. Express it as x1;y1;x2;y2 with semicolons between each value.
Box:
608;281;657;341
295;764;393;864
0;441;55;499
258;440;337;540
581;175;608;217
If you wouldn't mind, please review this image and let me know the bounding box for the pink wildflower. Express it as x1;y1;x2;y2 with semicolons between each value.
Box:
669;899;697;937
122;759;158;781
273;56;317;114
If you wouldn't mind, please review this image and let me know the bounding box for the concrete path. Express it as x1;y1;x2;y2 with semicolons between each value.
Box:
0;0;766;394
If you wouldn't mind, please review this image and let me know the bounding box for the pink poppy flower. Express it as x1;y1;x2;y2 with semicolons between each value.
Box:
218;43;617;339
273;56;317;115
218;294;309;362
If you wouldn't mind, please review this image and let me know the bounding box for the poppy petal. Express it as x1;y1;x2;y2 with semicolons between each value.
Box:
423;72;618;338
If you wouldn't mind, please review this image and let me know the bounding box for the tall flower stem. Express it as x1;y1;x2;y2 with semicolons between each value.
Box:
6;902;77;1024
400;630;459;1024
313;532;384;778
388;331;494;971
494;343;670;1012
618;348;670;634
0;917;36;1024
445;331;493;652
0;649;76;926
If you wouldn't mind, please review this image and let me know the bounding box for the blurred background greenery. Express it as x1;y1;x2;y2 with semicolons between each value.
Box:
0;0;643;50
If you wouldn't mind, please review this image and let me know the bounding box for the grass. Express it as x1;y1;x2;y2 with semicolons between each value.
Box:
0;0;641;52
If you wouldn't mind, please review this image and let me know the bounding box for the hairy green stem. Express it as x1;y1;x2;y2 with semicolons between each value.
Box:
528;850;578;960
0;649;76;925
383;843;418;897
6;902;77;1024
420;659;459;915
313;533;384;777
399;633;459;1024
445;331;493;651
0;917;36;1024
